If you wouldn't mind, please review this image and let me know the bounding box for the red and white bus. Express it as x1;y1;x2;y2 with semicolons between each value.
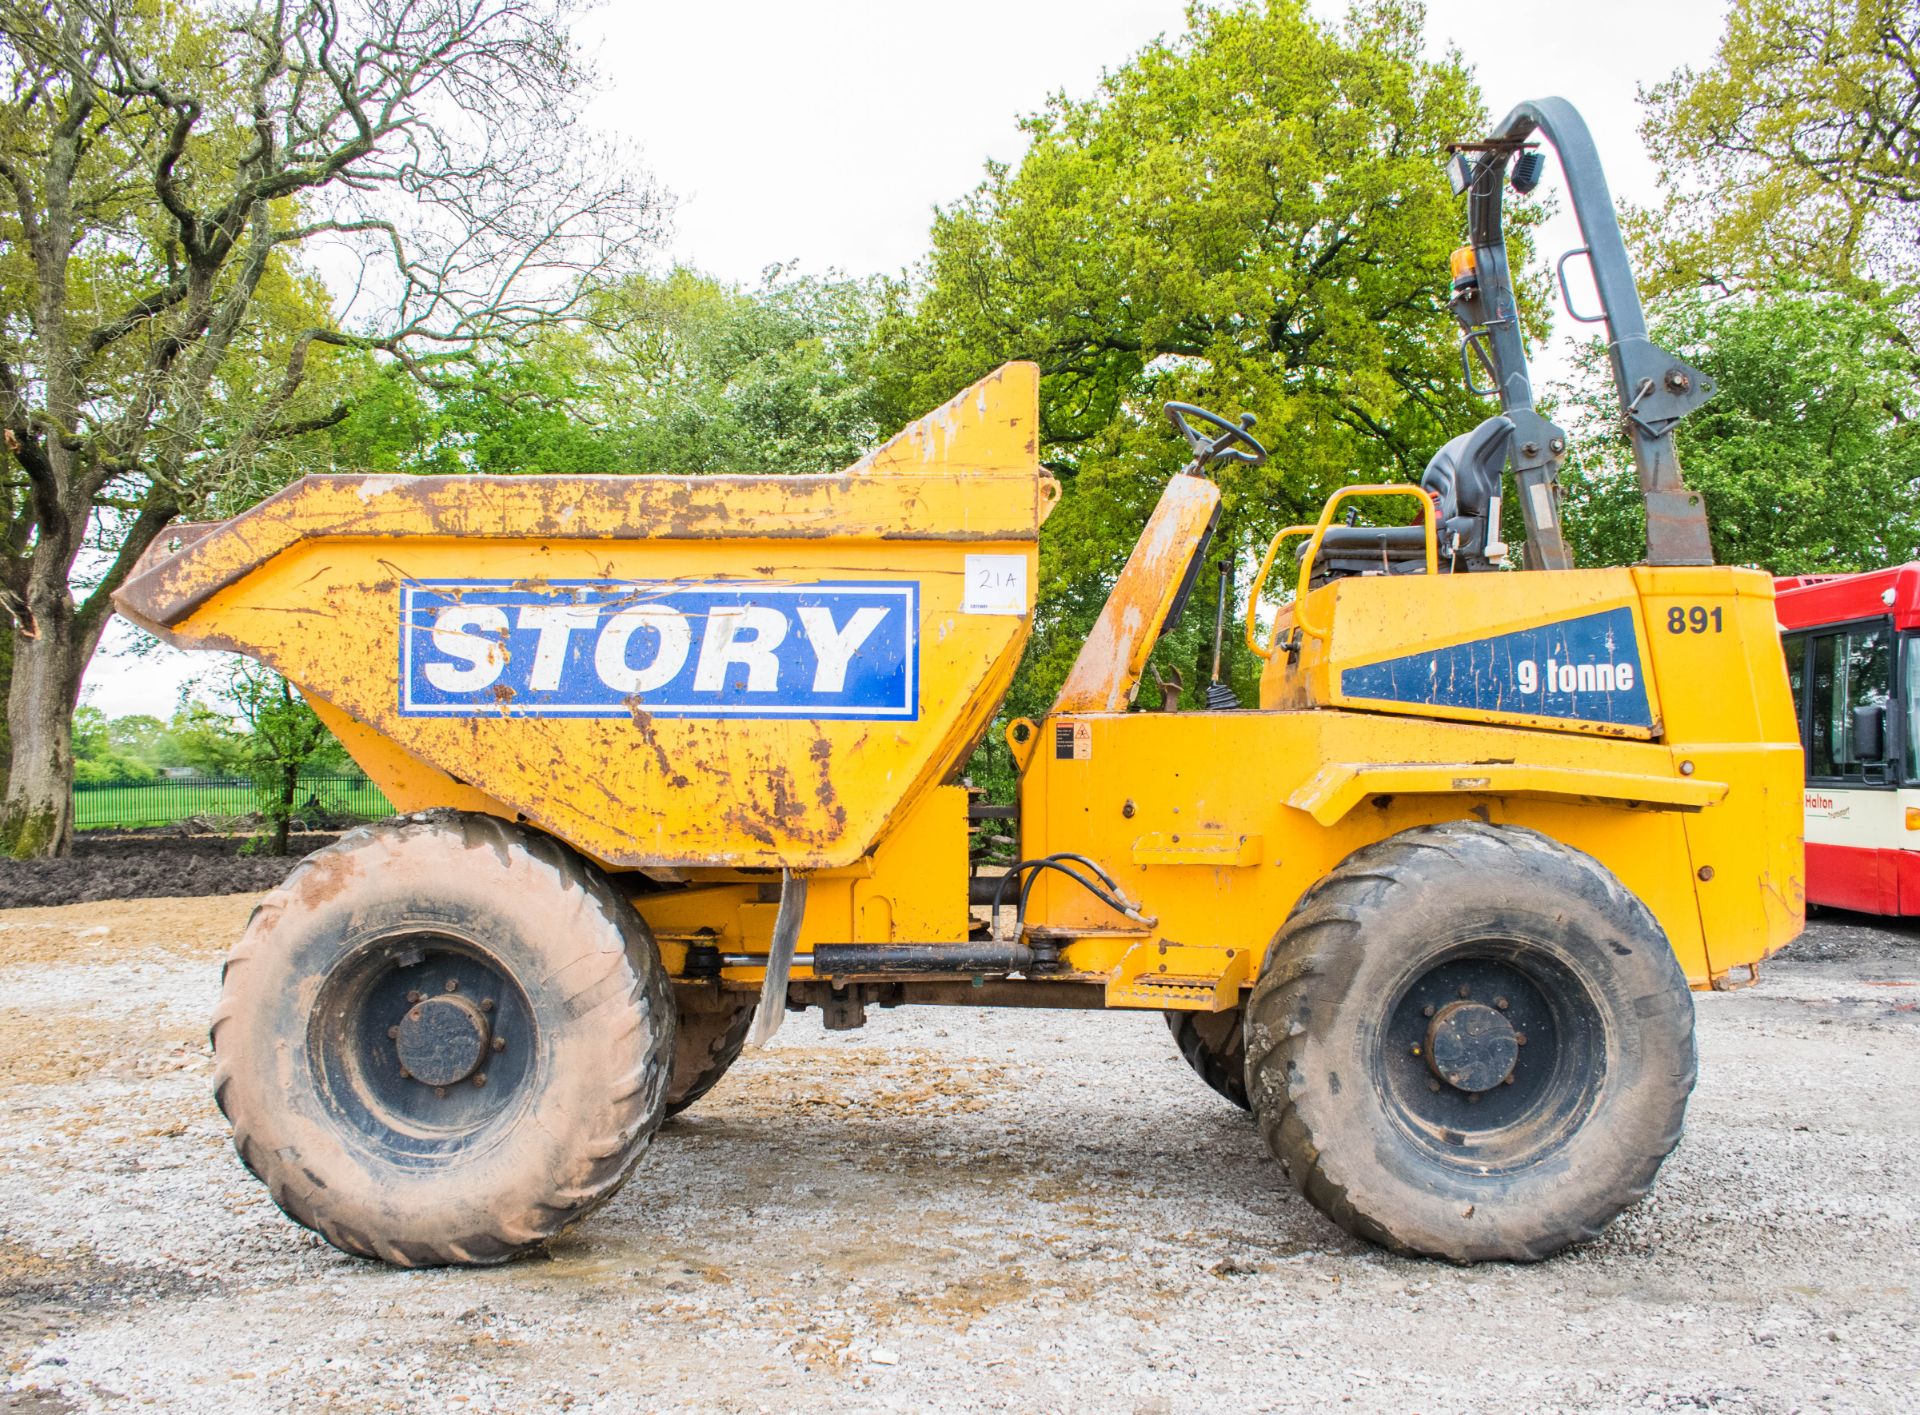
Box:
1775;564;1920;915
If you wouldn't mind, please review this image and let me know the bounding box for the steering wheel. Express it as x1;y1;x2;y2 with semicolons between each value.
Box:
1165;402;1268;470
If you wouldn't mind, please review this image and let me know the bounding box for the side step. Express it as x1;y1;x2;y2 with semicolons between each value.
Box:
1105;941;1251;1012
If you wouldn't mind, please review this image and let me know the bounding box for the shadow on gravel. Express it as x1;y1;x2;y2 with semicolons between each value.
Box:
1780;910;1920;966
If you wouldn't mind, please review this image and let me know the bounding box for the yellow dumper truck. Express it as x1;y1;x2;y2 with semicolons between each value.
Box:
116;99;1801;1266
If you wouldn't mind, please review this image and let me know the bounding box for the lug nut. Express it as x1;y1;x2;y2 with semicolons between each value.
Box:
1422;1004;1435;1018
1467;1094;1479;1104
398;1066;411;1080
1514;1032;1527;1046
388;1025;399;1039
1411;1045;1422;1057
1428;1080;1441;1093
445;979;459;993
1494;997;1509;1011
1504;1075;1515;1085
491;1036;506;1052
435;1086;446;1098
481;998;495;1012
1458;984;1471;999
473;1073;487;1088
407;990;423;1004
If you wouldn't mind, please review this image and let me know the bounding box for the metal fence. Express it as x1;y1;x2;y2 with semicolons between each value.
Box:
72;774;395;832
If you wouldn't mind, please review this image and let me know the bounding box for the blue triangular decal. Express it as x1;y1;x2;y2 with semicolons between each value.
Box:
1339;605;1653;728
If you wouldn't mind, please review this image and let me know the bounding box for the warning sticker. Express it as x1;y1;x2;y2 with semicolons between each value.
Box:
1054;720;1092;761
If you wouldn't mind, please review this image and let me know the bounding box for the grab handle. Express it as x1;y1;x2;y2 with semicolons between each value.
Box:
1245;524;1316;660
1291;487;1440;643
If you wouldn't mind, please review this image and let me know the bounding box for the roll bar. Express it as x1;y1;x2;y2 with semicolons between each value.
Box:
1449;98;1715;568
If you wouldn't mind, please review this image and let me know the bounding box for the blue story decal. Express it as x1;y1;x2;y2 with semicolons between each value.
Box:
1339;605;1652;728
399;580;918;719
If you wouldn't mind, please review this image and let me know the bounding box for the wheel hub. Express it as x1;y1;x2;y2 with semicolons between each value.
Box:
395;994;491;1087
1425;1000;1517;1093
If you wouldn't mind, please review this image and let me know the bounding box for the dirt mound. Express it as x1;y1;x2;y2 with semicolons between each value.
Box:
0;832;342;909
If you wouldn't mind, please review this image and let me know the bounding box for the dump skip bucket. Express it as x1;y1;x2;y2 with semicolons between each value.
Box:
115;364;1055;870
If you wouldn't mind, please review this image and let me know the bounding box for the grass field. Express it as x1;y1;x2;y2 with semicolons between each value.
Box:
72;776;393;831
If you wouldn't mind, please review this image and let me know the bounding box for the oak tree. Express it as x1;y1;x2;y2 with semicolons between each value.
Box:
0;0;663;854
1638;0;1920;306
884;0;1515;731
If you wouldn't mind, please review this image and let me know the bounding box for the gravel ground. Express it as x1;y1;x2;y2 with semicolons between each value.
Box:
1;897;1917;1414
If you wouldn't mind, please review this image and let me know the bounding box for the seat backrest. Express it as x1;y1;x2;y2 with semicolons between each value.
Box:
1420;415;1514;521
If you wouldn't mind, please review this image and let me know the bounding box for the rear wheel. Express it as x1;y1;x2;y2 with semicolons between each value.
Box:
666;991;757;1115
1164;1009;1249;1111
211;811;675;1267
1244;820;1695;1263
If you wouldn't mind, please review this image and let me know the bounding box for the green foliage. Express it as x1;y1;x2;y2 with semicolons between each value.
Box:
167;703;250;778
73;701;254;777
323;267;898;480
72;754;156;787
71;706;109;762
185;664;347;853
877;0;1511;733
1638;0;1920;309
71;706;156;784
1558;289;1920;572
577;266;899;477
104;714;171;768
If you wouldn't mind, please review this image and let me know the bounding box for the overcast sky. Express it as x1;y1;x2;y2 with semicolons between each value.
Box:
86;0;1730;719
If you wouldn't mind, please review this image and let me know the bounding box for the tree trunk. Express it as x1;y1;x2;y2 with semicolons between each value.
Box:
273;761;296;856
0;628;15;784
0;629;79;857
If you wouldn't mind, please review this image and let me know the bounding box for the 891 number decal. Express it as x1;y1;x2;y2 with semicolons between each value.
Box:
1666;605;1723;634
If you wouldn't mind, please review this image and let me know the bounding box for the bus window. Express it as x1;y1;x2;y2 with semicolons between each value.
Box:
1906;637;1920;783
1808;624;1892;780
1783;631;1810;758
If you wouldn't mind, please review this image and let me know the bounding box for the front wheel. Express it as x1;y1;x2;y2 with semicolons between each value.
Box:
1244;821;1696;1263
211;811;676;1267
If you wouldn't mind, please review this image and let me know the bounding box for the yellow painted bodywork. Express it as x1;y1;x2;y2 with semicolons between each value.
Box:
1053;473;1219;714
1016;558;1802;993
116;361;1803;1004
119;364;1056;872
630;785;972;984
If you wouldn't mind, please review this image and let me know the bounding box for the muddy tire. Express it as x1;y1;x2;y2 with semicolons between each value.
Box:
665;991;757;1116
211;810;675;1268
1164;1009;1249;1111
1244;821;1695;1263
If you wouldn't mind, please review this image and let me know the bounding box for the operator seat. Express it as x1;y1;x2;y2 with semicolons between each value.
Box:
1311;414;1515;583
